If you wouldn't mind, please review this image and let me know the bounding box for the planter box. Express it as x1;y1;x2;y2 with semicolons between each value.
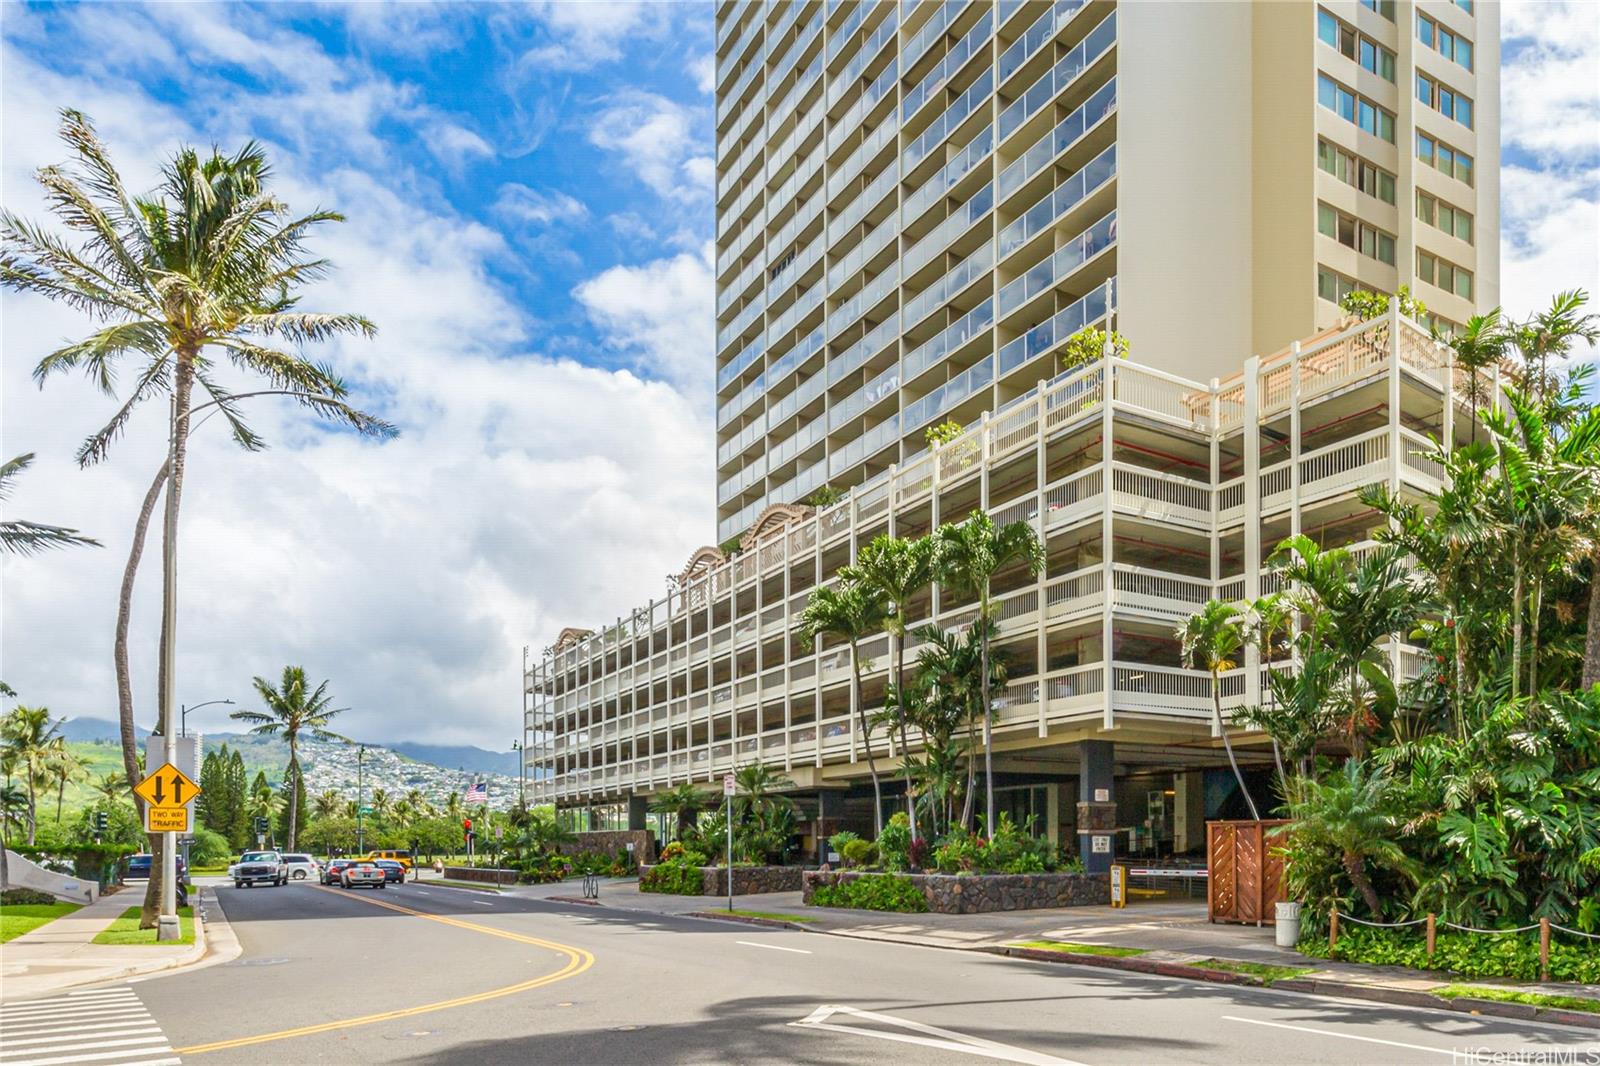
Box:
638;864;803;896
441;866;518;885
803;870;1109;914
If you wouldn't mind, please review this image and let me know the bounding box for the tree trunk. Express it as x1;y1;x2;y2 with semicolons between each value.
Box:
1529;579;1543;701
1214;682;1260;821
286;746;300;851
1343;850;1382;915
55;779;65;825
117;464;167;796
1;820;9;890
1510;564;1524;702
851;640;882;837
960;712;977;832
893;630;917;841
979;593;994;835
25;775;36;846
1583;547;1600;690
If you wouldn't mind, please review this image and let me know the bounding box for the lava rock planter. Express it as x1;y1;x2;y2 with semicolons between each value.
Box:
804;870;1110;914
638;864;804;896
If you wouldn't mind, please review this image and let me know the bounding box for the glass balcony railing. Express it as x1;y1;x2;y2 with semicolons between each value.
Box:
995;280;1112;378
997;210;1116;318
770;10;822;89
903;181;993;275
717;290;766;354
717;332;767;392
904;242;994;330
998;12;1115;143
827;4;899;107
827;115;896;201
905;0;973;69
766;280;823;349
718;371;766;428
902;123;993;226
768;54;822;137
998;78;1116;202
827;267;896;338
998;0;1089;85
904;8;993;121
765;234;823;305
998;144;1115;259
826;213;898;292
904;354;996;431
828;414;901;476
827;57;897;155
828;163;897;246
830;361;900;430
717;414;766;467
767;324;825;391
904;66;994;171
768;367;827;428
828;311;899;386
904;296;994;380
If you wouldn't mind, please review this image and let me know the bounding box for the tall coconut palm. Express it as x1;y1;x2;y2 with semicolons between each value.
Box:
1178;601;1261;820
932;511;1045;833
369;788;393;823
231;666;348;850
845;533;935;839
0;707;63;844
312;789;343;820
648;781;715;841
0;782;28;889
48;743;89;825
0;111;391;903
0;453;101;556
800;579;889;835
94;771;131;805
1511;290;1599;410
913;619;1004;831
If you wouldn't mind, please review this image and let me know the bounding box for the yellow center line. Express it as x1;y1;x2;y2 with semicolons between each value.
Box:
177;886;594;1055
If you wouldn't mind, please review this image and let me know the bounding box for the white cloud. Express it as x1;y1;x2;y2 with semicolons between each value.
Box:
689;53;715;94
588;90;713;203
493;184;589;226
515;1;670;72
1500;165;1600;320
574;242;716;394
419;119;494;172
0;16;713;750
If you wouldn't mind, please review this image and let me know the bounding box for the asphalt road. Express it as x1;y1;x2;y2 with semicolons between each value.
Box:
100;881;1598;1065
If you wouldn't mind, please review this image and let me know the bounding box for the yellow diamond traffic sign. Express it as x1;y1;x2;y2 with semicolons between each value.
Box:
133;763;201;809
145;806;190;833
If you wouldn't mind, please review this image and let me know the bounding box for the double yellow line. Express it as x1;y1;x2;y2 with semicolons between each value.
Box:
179;887;594;1055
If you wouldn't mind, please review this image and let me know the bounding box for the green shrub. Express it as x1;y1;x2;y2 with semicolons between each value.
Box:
1299;924;1600;984
640;858;707;896
811;874;928;913
188;828;233;867
1;888;58;906
876;813;911;872
826;830;859;858
840;839;877;868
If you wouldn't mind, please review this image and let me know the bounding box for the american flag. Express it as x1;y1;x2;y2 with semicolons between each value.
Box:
463;782;488;805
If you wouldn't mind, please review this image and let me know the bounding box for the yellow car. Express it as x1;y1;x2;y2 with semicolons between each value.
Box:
362;849;413;869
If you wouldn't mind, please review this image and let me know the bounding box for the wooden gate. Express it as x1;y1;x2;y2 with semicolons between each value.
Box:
1207;819;1290;925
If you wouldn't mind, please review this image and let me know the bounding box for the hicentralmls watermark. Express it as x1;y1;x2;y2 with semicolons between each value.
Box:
1453;1049;1600;1065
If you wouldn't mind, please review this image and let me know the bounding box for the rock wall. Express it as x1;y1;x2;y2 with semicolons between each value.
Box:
638;864;802;895
803;870;1109;913
557;830;657;866
440;866;519;885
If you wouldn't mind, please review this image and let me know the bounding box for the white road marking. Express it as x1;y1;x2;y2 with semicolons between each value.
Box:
791;1004;1085;1065
737;940;812;954
0;987;177;1066
469;899;493;906
1222;1015;1456;1056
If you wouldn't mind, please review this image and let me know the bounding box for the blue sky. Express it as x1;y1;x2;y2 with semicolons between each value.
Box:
2;1;1597;749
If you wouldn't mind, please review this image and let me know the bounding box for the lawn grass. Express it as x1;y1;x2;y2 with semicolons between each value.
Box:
189;865;231;875
1435;985;1600;1015
1012;940;1147;958
728;909;817;923
91;906;194;946
1187;958;1314;984
0;902;81;943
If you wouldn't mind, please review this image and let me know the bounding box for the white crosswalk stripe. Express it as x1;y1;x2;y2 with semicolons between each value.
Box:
0;986;179;1066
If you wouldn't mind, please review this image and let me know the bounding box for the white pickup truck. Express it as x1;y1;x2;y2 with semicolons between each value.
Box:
229;850;288;888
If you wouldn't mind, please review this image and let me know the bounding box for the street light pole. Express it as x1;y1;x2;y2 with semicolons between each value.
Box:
512;740;525;805
356;745;367;854
180;698;234;738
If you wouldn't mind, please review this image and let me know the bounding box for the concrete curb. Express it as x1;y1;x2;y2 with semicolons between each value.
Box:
684;910;808;930
0;902;209;1001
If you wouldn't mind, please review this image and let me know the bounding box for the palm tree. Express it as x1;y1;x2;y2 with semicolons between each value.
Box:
1511;290;1599;410
932;510;1045;833
48;743;89;825
1178;601;1260;821
1448;310;1509;447
94;771;131;805
369;788;393;823
912;619;1003;831
231;666;348;850
800;579;889;835
248;788;281;840
443;791;463;821
0;782;28;889
0;706;63;844
846;533;936;840
648;781;715;841
1280;760;1409;915
312;789;343;820
731;763;798;864
0;453;101;555
0;111;391;843
1244;593;1294;795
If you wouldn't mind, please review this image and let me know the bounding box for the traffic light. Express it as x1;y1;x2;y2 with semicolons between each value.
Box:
463;818;472;832
93;810;109;835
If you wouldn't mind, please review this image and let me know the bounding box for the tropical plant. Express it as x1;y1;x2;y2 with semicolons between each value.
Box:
1176;601;1259;820
800;579;889;835
846;533;935;839
731;763;798;864
47;744;89;825
312;789;344;820
1059;325;1128;369
0;783;27;888
93;772;130;805
1340;285;1426;323
648;781;716;841
932;511;1044;833
0;453;101;556
1;111;391;920
908;619;1003;833
230;666;348;850
1278;760;1411;916
1447;309;1509;446
0;707;63;845
1510;289;1599;409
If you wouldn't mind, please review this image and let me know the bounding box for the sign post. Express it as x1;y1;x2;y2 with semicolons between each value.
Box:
134;763;202;837
723;773;736;913
1110;864;1127;909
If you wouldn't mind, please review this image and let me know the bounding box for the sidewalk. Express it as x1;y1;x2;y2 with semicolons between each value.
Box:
503;877;1600;1031
0;888;208;1000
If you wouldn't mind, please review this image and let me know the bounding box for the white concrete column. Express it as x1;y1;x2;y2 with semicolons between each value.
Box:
1242;355;1262;721
1036;380;1049;737
1100;358;1116;731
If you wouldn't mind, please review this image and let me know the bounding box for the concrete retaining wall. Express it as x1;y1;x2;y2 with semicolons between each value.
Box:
804;870;1108;913
3;849;99;904
440;866;519;885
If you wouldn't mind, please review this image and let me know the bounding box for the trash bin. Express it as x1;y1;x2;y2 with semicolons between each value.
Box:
1275;901;1302;947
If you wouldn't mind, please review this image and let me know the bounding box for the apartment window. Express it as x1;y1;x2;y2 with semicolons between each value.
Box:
1417;250;1473;300
1455;0;1473;13
1319;74;1395;142
1318;202;1396;265
1318;266;1360;304
1417;130;1475;186
1318;9;1396;80
1425;311;1462;337
1318;140;1397;204
1418;73;1474;129
1418;13;1474;71
1417;191;1474;244
1360;0;1396;21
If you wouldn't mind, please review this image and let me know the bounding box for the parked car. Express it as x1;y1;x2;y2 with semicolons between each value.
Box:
322;859;354;885
231;851;288;888
124;853;187;880
340;860;386;889
373;859;405;884
281;853;321;881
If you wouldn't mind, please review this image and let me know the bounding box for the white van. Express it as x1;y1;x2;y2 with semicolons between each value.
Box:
282;853;321;881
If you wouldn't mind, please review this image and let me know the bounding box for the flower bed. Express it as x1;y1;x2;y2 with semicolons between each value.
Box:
638;863;802;896
804;870;1109;914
